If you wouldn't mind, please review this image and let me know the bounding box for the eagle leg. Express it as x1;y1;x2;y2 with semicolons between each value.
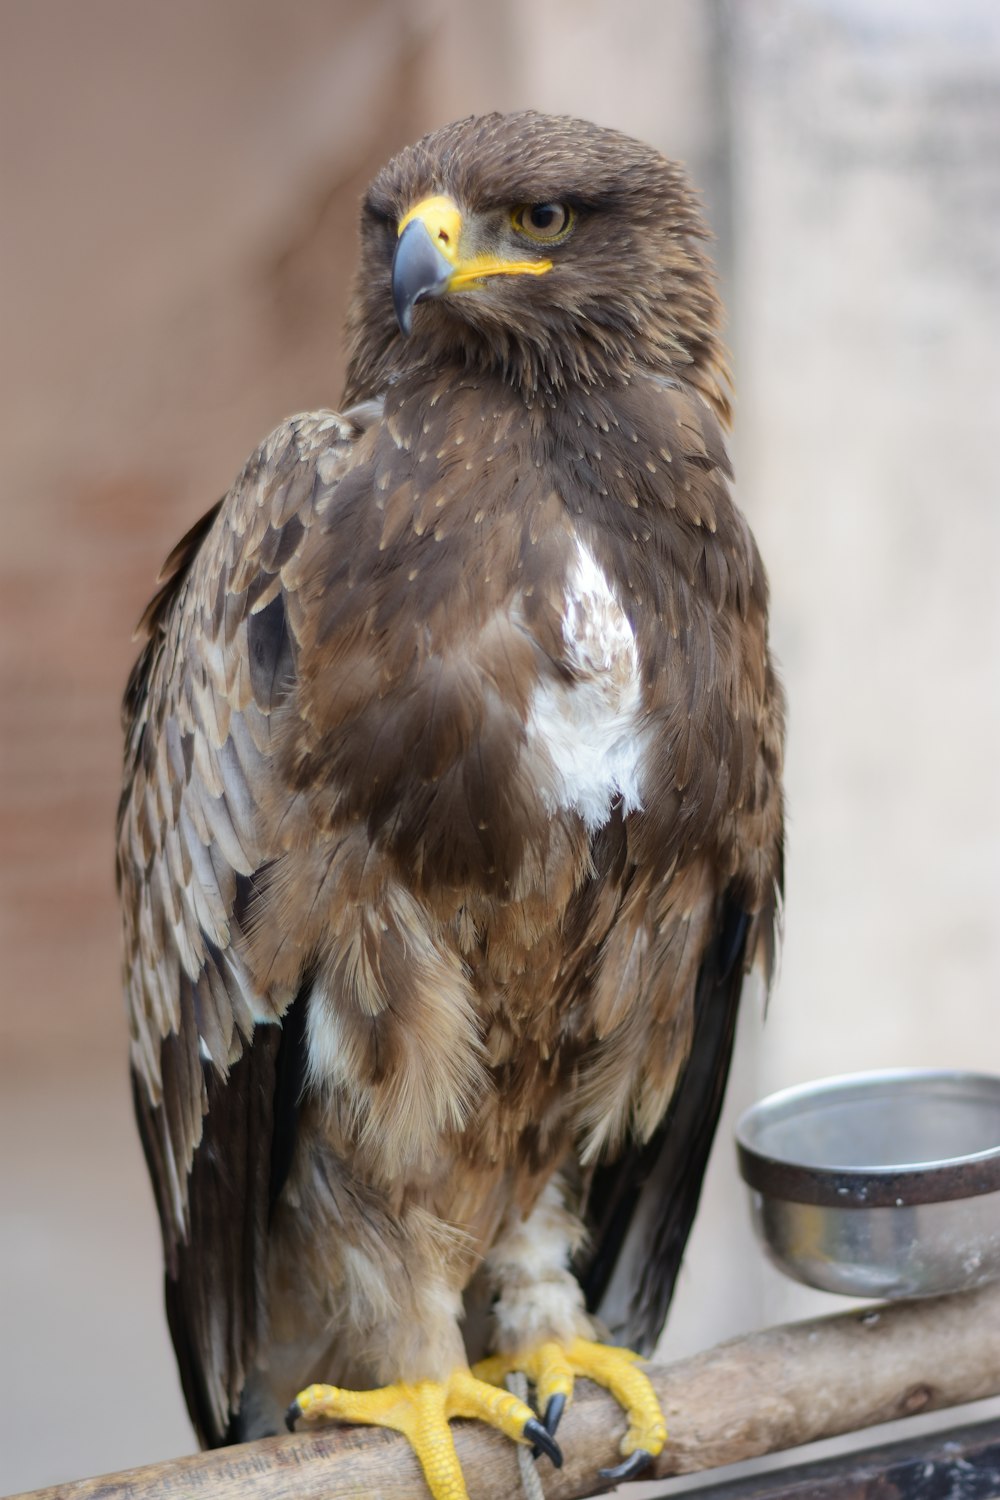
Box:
287;1369;562;1500
474;1337;666;1477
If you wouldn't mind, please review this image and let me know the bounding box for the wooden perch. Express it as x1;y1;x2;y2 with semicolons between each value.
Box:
16;1281;1000;1500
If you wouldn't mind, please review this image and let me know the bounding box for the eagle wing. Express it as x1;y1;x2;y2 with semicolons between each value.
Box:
118;408;370;1443
578;892;765;1351
564;380;785;1353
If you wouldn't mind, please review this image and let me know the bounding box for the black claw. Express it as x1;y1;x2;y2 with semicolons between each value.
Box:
598;1449;653;1483
543;1393;566;1438
524;1417;563;1468
285;1399;302;1433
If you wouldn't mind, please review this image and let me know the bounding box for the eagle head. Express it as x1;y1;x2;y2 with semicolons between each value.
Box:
343;111;729;415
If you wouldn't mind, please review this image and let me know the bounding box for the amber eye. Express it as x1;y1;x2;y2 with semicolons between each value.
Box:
511;202;575;243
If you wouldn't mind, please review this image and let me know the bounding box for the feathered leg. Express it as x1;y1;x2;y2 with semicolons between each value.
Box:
475;1179;666;1481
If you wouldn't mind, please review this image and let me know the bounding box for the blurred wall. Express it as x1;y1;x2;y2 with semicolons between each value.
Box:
1;0;999;1492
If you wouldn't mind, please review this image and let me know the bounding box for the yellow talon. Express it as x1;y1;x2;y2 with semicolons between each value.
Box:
566;1338;666;1458
288;1368;562;1500
474;1335;667;1463
475;1339;574;1409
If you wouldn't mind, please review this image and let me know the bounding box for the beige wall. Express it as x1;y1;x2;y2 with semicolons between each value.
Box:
2;0;999;1491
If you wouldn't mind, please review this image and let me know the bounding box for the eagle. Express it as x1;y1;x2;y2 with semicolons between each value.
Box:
118;111;784;1499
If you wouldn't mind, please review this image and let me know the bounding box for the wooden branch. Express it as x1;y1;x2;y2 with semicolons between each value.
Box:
15;1281;1000;1500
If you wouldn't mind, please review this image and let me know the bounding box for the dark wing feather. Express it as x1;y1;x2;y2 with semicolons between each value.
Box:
120;500;223;764
577;891;767;1352
134;987;310;1446
144;1023;282;1444
118;409;369;1444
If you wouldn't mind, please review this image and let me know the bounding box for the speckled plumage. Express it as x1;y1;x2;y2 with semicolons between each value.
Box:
118;111;784;1449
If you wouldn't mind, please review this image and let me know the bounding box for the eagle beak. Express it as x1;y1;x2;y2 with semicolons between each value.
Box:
392;200;457;336
393;194;554;336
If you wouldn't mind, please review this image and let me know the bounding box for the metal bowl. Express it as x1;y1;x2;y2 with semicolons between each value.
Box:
735;1069;1000;1299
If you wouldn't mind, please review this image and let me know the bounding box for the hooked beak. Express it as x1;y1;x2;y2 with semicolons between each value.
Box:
391;213;455;336
391;194;553;336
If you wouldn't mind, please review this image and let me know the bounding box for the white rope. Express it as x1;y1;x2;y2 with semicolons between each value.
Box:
505;1371;547;1500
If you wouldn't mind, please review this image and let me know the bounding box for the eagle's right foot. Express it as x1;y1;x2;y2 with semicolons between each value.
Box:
287;1368;562;1500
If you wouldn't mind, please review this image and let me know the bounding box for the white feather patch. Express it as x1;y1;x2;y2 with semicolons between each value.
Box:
527;540;646;829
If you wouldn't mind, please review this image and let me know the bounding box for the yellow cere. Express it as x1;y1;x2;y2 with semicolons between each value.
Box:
398;195;465;261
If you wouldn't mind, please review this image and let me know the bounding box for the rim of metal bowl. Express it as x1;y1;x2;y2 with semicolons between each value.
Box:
735;1068;1000;1208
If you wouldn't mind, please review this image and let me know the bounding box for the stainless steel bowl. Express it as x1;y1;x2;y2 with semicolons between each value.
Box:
736;1069;1000;1299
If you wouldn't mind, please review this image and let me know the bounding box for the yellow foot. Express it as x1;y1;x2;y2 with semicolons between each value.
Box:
475;1335;667;1484
286;1367;561;1500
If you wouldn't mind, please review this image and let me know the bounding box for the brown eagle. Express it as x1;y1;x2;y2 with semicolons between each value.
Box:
118;111;784;1498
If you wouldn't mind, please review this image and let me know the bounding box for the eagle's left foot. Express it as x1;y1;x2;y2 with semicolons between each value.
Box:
286;1369;561;1500
474;1336;666;1479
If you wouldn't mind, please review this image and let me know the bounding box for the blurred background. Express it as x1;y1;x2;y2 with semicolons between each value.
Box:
2;0;999;1492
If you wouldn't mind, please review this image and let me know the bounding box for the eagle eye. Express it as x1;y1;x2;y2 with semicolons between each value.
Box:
511;202;575;244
